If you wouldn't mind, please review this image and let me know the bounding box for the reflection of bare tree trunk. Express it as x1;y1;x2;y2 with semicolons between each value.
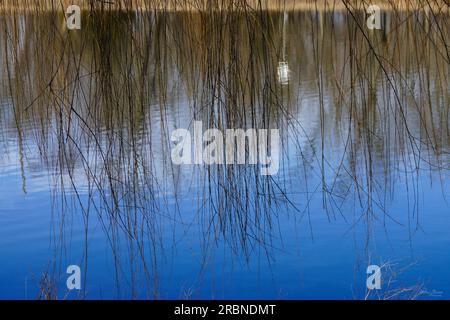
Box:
3;12;28;194
425;6;430;33
382;11;390;41
282;10;287;61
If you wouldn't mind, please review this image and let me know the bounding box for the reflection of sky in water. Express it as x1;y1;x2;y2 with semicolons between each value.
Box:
1;95;448;299
1;155;449;299
0;9;449;299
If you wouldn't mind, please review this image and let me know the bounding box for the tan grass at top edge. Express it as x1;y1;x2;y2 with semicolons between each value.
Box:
0;0;448;12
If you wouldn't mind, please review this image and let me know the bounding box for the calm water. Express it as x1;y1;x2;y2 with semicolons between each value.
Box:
0;8;449;299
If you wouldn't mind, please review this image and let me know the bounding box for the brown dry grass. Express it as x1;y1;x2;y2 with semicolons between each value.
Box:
0;0;448;12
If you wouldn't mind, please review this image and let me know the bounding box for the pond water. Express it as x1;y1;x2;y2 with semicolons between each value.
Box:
0;8;449;299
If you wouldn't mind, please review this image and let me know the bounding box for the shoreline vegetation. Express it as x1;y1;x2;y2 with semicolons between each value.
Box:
1;0;449;12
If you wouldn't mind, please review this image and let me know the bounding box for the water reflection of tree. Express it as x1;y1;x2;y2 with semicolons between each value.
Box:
0;4;449;298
